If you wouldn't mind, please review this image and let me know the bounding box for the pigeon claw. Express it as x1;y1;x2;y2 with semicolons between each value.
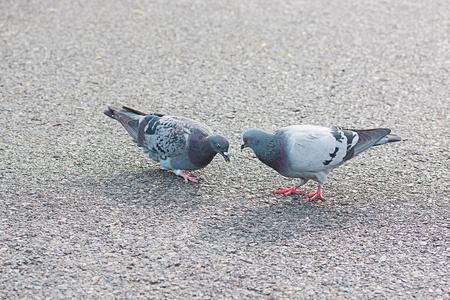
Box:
304;192;325;201
304;186;325;201
180;172;200;183
273;187;304;196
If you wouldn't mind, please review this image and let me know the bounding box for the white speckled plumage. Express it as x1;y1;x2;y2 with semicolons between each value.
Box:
105;105;230;183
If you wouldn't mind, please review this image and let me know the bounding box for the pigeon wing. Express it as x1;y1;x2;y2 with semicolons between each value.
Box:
284;126;359;173
143;116;199;159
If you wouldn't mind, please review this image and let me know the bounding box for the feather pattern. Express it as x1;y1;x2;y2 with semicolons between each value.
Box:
242;125;401;200
105;105;230;182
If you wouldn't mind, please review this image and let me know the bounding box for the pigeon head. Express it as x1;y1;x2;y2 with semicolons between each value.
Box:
209;135;230;163
241;128;269;151
241;128;283;168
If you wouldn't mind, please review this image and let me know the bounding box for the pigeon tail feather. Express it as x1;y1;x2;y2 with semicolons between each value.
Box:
345;128;392;159
121;105;148;116
374;133;402;145
104;105;141;141
104;105;121;118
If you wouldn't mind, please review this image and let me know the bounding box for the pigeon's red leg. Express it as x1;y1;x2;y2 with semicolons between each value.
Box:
304;185;325;201
179;172;200;183
274;180;307;196
273;186;304;196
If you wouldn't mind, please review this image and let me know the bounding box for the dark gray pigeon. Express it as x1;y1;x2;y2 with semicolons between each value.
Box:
105;105;230;183
241;125;401;200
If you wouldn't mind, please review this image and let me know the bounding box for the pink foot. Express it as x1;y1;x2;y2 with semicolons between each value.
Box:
273;187;304;196
304;186;325;201
180;172;200;183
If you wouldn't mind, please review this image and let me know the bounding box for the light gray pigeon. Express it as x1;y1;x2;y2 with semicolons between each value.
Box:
105;105;230;183
241;125;401;200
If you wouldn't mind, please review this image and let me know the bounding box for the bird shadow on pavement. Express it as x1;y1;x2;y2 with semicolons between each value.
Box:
77;163;378;247
85;167;207;207
196;194;377;246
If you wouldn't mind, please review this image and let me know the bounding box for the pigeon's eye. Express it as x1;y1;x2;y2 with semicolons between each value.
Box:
215;143;221;148
245;138;249;142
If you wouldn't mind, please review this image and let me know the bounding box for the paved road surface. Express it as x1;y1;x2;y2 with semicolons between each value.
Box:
1;0;448;298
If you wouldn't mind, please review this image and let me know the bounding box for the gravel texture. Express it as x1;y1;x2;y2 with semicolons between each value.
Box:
1;0;449;298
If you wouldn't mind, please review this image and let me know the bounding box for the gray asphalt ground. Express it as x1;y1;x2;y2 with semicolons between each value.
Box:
1;0;449;298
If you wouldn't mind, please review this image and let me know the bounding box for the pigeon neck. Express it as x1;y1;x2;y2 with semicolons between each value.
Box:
254;132;286;171
199;136;215;154
190;134;216;168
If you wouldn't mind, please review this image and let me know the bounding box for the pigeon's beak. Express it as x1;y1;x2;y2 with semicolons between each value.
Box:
222;151;231;166
240;143;248;150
